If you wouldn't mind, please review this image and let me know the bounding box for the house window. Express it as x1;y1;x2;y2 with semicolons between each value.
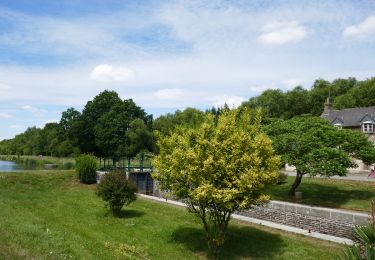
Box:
334;123;343;130
362;121;374;133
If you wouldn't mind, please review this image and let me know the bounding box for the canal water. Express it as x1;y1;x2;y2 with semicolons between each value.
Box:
0;160;22;172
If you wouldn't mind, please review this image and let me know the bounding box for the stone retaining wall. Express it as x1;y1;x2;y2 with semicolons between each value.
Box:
151;180;371;240
265;200;370;225
240;201;371;239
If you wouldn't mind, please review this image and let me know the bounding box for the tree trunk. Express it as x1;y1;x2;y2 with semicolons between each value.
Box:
111;205;122;217
205;212;231;259
289;171;303;197
191;202;231;259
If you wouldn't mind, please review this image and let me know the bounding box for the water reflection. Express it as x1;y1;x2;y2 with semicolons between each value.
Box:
0;160;21;172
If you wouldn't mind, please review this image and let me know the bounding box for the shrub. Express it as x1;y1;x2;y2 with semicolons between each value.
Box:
75;154;98;184
96;172;137;216
341;224;375;259
342;201;375;259
153;108;280;257
63;162;75;170
277;172;288;184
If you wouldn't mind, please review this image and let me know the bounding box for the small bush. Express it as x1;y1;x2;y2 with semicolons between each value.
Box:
341;224;375;259
75;154;98;184
63;162;75;170
96;172;137;216
277;172;288;184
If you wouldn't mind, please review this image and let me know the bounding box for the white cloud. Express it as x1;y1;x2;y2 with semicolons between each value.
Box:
209;95;245;108
1;1;375;140
258;21;307;45
0;112;12;119
282;78;305;88
44;119;58;124
9;124;24;129
154;88;183;99
0;82;11;90
90;64;135;83
22;105;48;117
343;16;375;38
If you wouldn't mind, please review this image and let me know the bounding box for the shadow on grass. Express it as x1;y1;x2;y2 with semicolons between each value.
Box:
170;224;283;259
104;209;144;219
269;180;375;210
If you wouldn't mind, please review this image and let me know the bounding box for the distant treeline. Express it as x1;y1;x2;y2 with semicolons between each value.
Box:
0;90;206;158
242;77;375;119
1;77;375;158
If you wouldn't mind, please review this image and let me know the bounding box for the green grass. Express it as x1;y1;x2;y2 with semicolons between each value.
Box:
0;170;344;259
268;176;375;212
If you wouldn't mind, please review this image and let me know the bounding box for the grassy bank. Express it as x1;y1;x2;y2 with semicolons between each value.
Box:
268;176;375;212
0;170;343;259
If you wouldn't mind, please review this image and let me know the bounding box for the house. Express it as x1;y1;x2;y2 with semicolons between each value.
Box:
285;99;375;173
320;98;375;143
319;98;375;173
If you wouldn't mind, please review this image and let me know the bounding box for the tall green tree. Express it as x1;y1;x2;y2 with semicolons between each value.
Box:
153;108;280;258
94;99;151;159
243;89;286;118
78;90;122;155
308;79;331;116
265;116;375;196
284;86;310;118
153;107;205;135
60;107;81;133
335;78;375;109
122;118;153;158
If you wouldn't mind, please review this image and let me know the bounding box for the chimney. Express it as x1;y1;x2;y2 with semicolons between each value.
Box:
324;97;332;115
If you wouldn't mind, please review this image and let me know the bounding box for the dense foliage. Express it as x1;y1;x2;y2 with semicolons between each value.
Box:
1;77;375;158
153;107;205;135
265;116;375;196
96;172;137;216
342;224;375;260
153;108;280;257
75;154;98;184
0;90;154;159
79;91;153;158
241;77;375;119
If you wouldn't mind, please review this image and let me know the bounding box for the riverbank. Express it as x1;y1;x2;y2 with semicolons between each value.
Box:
0;155;75;170
0;170;344;259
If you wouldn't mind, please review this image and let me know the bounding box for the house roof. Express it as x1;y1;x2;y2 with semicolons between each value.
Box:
321;106;375;127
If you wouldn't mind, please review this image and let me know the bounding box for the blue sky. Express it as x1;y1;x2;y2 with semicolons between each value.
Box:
1;0;375;140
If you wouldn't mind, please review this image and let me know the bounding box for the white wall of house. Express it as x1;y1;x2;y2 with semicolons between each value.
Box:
348;158;370;173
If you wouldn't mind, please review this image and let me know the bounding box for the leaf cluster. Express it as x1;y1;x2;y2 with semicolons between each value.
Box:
153;108;280;212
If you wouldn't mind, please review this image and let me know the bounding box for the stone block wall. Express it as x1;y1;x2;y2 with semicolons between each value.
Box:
240;200;370;239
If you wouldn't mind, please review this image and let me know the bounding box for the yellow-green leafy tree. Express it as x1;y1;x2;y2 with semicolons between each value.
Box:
153;108;280;258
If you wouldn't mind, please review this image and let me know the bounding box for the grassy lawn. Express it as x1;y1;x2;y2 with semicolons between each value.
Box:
268;176;375;212
0;170;344;259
